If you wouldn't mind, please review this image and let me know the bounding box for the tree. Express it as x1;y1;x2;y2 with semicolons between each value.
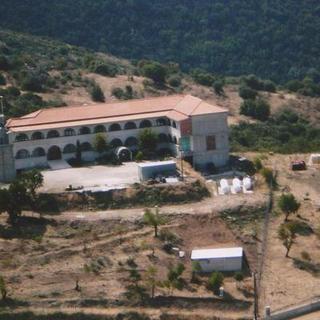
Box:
240;98;270;121
143;207;166;237
191;261;202;282
145;265;158;298
165;263;185;293
260;167;277;189
90;83;105;102
138;128;158;154
213;79;225;96
0;276;7;300
93;133;108;154
20;169;44;202
142;62;167;85
239;85;258;100
278;222;297;257
278;193;300;221
76;140;82;163
207;272;224;294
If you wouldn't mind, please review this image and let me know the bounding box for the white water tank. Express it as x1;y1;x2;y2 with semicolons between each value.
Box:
232;178;242;193
220;179;230;194
243;177;252;190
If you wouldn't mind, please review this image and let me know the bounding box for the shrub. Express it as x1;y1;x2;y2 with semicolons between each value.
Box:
208;272;224;294
263;80;276;92
239;85;258;100
253;157;263;171
0;55;9;71
301;250;311;261
213;79;225;95
240;98;270;121
112;87;125;99
90;83;105;102
92;63;117;77
191;69;215;86
286;80;304;92
135;151;144;162
234;271;244;282
168;75;182;87
142;61;167;85
260;167;277;188
0;73;6;85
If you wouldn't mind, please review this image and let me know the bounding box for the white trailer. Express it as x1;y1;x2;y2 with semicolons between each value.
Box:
138;160;176;181
191;247;243;272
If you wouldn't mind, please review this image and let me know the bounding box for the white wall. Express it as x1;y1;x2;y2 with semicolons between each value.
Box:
196;256;242;272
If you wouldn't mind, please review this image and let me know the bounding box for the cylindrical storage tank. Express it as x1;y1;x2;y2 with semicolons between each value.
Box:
220;179;230;194
115;147;131;162
243;177;252;190
232;178;242;193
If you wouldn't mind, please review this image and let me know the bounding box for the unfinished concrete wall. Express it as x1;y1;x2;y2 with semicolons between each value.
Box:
0;144;16;182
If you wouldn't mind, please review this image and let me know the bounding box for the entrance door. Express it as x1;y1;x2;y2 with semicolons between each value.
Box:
47;146;62;160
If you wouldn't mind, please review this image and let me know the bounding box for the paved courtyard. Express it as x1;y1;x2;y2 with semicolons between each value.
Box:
40;162;139;193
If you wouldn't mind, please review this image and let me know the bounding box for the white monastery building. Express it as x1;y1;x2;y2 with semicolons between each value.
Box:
0;94;229;181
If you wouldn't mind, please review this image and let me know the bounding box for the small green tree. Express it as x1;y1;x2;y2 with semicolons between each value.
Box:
278;222;297;257
260;167;277;189
278;193;300;221
142;62;167;85
191;261;202;282
145;265;158;298
20;169;44;202
208;272;224;294
239;85;258;100
213;79;225;96
143;207;166;237
166;263;185;293
138;128;158;154
93;133;108;154
0;276;7;300
90;83;105;102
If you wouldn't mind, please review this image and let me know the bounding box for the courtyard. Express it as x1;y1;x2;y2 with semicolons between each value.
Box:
40;162;140;193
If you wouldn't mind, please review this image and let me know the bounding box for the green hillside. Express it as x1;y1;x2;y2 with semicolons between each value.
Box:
0;0;319;82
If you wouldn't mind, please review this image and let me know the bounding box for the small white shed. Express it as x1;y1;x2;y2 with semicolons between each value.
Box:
138;160;176;181
191;247;243;272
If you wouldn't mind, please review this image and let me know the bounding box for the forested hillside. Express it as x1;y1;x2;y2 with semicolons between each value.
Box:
0;0;319;82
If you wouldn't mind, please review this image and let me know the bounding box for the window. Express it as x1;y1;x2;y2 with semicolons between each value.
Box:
109;123;121;132
47;130;60;139
139;120;152;128
79;127;91;135
94;125;106;133
124;122;137;130
172;121;177;128
63;144;76;154
16;149;30;159
31;132;44;140
156;118;167;126
110;138;123;148
32;147;46;157
64;128;76;136
15;133;29;142
125;136;138;147
206;135;216;151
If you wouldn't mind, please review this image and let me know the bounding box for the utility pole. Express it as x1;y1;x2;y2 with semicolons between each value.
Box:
253;271;258;320
0;96;4;115
180;148;184;181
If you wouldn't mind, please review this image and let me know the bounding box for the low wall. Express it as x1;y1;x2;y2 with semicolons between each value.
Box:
267;298;320;320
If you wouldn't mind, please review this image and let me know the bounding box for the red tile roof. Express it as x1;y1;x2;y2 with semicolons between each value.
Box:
7;95;226;132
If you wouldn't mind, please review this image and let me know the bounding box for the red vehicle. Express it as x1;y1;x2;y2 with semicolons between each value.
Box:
291;160;306;171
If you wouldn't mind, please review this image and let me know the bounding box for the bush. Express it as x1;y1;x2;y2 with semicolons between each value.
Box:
167;75;182;87
261;167;277;187
141;61;167;85
92;63;117;77
0;73;6;85
286;80;304;92
90;83;105;102
263;80;277;92
135;151;144;162
253;157;263;171
207;272;224;294
213;79;225;95
191;69;215;86
301;250;311;261
239;85;258;100
240;98;270;121
234;271;244;282
0;55;9;71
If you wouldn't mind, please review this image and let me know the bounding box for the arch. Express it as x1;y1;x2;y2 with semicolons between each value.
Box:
173;136;178;144
32;147;46;158
47;130;60;139
79;126;91;135
167;134;173;143
15;149;30;159
124;122;137;130
156;118;167;126
109;123;121;132
94;125;106;133
110;138;123;148
139;119;152;128
31;131;44;140
125;136;138;147
47;145;62;160
116;147;132;162
15;133;29;142
63;144;76;154
80;142;92;152
158;133;168;143
64;128;76;136
172;121;177;128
